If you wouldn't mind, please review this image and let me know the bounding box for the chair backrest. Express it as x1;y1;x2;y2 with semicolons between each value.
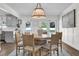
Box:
51;33;59;45
15;32;21;45
59;32;62;39
25;32;30;35
56;32;62;40
23;34;34;46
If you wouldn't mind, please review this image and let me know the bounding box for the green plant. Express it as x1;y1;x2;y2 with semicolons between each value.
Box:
40;22;48;28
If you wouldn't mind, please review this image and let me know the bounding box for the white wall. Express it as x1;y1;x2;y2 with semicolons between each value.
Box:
59;4;79;50
20;16;59;33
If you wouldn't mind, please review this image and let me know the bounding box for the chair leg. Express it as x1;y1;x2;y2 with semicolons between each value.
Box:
16;47;18;56
19;47;20;54
60;43;62;52
39;49;41;56
57;49;59;56
32;51;35;56
23;49;25;56
30;52;32;56
56;44;59;56
53;50;55;55
49;49;52;56
50;46;52;56
28;51;31;56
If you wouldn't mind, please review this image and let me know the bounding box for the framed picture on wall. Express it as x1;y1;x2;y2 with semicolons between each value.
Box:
26;22;31;27
62;9;76;28
50;22;55;28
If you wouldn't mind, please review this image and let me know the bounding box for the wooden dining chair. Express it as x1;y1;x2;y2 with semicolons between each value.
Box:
23;34;41;56
42;33;60;56
15;32;23;56
56;32;62;52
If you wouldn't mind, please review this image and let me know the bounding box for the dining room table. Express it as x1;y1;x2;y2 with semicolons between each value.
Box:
34;33;51;39
34;33;51;45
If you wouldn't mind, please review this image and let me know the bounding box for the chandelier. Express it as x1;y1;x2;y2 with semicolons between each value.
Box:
32;3;46;19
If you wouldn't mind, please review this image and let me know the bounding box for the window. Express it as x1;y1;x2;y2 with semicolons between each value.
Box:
40;22;48;30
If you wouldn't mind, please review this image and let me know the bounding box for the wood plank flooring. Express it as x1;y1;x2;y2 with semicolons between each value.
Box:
63;42;79;56
0;42;79;56
0;43;15;56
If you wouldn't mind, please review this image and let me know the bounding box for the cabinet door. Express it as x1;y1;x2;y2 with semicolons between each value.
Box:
5;31;14;43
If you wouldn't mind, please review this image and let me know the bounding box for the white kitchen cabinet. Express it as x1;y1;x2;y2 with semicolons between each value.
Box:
5;31;15;43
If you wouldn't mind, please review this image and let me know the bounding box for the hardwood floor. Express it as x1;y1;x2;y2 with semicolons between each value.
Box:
0;42;79;56
0;43;15;56
63;42;79;56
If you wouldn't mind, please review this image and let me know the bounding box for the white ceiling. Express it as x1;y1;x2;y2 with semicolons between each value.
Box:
6;3;71;16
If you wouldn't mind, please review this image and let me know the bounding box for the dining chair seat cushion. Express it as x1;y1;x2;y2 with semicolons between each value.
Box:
42;44;57;50
18;41;23;46
24;46;41;52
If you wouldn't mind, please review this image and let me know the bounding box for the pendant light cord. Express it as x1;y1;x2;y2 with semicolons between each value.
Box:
36;3;41;8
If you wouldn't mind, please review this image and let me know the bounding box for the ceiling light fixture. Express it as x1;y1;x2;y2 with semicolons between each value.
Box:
32;3;46;19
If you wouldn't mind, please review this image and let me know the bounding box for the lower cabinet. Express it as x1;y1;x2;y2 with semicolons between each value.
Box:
5;31;15;43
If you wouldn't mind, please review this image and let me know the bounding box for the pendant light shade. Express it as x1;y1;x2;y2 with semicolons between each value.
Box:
32;3;46;19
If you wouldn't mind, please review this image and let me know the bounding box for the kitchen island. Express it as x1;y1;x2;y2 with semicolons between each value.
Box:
0;28;15;43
